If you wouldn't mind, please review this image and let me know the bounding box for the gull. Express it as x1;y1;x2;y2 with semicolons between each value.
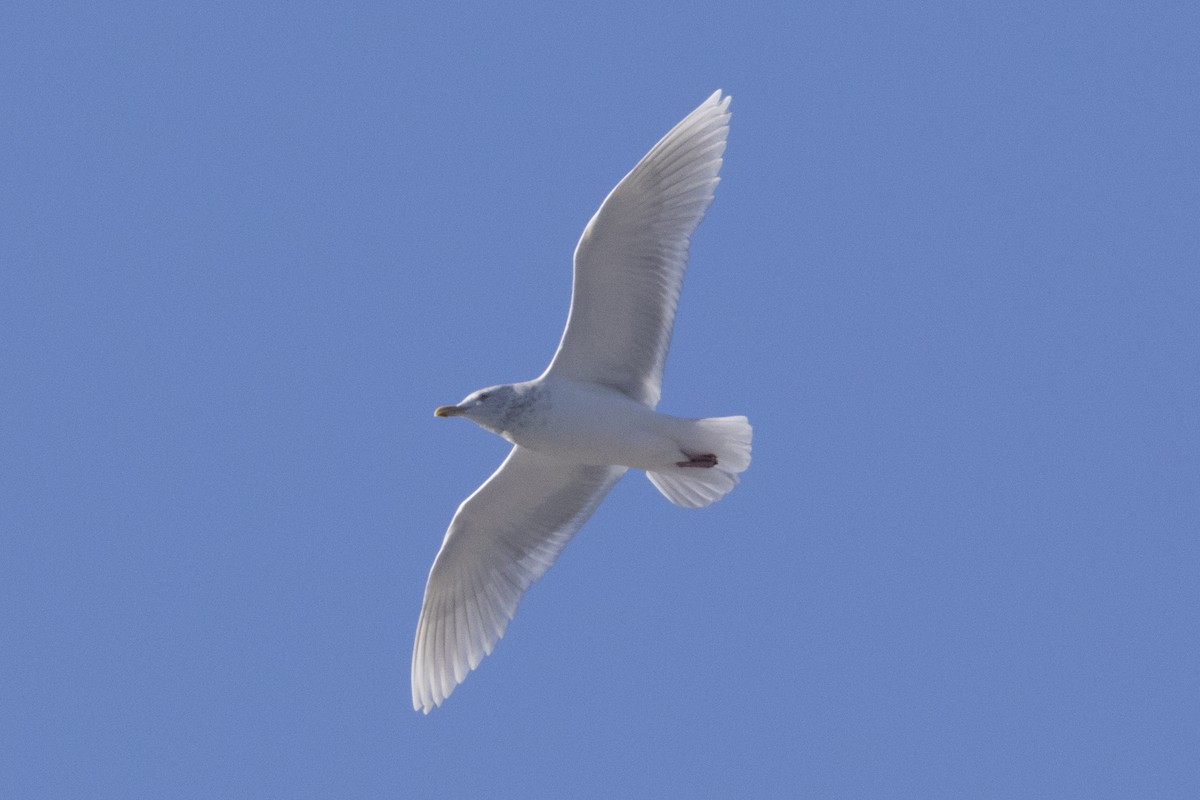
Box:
413;91;751;713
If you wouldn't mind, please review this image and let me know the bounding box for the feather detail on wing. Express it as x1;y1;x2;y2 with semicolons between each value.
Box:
545;91;731;407
412;446;625;713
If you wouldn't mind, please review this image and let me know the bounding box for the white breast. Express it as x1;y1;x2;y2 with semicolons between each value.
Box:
507;377;686;470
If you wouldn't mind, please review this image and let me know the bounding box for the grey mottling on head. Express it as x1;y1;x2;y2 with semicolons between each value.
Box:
501;383;546;434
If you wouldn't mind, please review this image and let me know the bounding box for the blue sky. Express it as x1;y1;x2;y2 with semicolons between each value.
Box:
3;2;1198;797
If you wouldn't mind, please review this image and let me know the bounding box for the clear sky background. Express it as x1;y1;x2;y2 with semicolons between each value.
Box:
3;3;1198;798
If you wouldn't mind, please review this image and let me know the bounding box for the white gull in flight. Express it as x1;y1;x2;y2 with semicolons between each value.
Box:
413;91;751;713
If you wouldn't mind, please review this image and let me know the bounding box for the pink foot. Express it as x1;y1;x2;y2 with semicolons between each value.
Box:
676;453;718;469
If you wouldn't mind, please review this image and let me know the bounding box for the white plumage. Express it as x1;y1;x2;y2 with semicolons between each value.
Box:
413;91;751;713
548;90;732;408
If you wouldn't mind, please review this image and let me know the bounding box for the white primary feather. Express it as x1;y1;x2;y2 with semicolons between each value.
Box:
412;446;625;713
545;90;731;408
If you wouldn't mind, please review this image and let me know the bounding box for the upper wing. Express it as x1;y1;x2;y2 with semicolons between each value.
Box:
412;446;626;713
544;90;731;408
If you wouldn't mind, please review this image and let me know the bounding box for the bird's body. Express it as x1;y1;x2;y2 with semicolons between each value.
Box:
413;91;751;713
442;375;743;475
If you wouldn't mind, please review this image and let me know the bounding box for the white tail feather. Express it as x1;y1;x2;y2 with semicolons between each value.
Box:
646;416;752;508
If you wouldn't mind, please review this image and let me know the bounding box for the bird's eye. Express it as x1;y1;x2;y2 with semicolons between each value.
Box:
478;392;490;401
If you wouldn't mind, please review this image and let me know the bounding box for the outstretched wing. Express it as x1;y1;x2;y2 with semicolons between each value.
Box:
544;90;731;408
412;446;626;713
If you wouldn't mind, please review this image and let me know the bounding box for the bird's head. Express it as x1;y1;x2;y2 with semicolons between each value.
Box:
434;384;524;435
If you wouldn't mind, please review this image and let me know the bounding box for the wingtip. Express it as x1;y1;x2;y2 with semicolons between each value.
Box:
706;89;732;110
413;685;443;715
412;683;429;714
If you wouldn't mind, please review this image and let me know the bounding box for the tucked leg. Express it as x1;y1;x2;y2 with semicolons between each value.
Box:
676;452;718;469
